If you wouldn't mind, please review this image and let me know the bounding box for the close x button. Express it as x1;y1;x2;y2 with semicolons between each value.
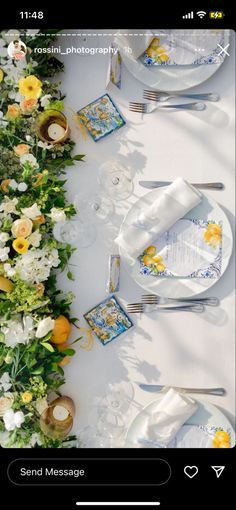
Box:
7;458;171;486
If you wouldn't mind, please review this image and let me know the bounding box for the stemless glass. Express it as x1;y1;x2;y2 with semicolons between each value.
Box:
74;193;114;224
100;382;135;415
53;219;96;248
98;160;134;201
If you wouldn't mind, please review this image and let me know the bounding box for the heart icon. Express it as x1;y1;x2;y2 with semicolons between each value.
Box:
184;466;199;479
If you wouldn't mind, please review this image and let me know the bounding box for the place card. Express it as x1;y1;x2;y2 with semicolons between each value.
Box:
77;93;126;141
139;219;222;278
84;295;133;345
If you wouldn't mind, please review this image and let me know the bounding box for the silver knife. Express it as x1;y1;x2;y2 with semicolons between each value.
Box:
139;181;224;190
139;384;226;396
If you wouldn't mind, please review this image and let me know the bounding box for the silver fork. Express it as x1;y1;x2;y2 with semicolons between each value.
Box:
126;303;204;314
143;89;220;103
129;101;206;113
141;294;219;307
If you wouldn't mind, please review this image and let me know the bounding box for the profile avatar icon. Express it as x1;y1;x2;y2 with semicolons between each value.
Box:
7;40;27;61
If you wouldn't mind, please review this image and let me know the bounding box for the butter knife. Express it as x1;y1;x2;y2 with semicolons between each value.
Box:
139;181;224;190
139;384;226;396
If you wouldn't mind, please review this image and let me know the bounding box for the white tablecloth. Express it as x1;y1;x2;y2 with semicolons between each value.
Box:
55;30;235;440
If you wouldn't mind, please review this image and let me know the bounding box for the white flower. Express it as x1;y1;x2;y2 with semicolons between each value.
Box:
49;207;66;223
25;135;33;143
28;432;42;448
8;90;22;102
14;248;60;284
26;29;40;35
20;153;39;169
2;29;20;43
40;94;51;107
1;316;34;348
0;393;14;417
0;111;8;127
0;247;10;262
21;203;41;220
36;317;55;338
0;372;12;392
3;263;16;277
0;431;10;447
17;182;28;192
9;179;18;190
0;196;18;215
0;232;9;244
35;397;48;415
28;231;42;247
38;140;53;150
0;39;8;58
3;409;25;431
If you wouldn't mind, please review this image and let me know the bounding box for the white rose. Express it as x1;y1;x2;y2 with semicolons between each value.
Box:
0;372;12;392
28;231;42;247
14;411;25;428
35;317;55;339
20;153;39;169
21;203;41;220
49;207;66;223
0;232;9;243
18;182;28;192
0;393;14;417
3;263;15;277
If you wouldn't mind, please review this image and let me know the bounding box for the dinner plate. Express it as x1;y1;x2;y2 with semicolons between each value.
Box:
125;396;235;448
119;188;233;298
120;30;230;92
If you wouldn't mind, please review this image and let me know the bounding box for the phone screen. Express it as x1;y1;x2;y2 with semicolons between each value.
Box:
0;6;234;509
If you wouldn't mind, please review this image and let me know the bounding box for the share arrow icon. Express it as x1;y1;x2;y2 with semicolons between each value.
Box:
211;466;225;478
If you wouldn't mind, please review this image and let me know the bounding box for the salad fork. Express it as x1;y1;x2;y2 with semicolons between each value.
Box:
141;294;219;307
126;303;204;314
143;89;220;103
129;101;206;114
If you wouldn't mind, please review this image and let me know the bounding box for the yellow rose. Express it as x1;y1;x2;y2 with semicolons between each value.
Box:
13;144;30;157
12;237;29;254
20;97;38;114
18;75;42;99
21;391;33;404
7;104;20;120
11;218;33;238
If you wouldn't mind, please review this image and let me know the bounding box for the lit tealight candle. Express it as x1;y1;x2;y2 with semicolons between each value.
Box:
52;405;69;421
48;123;66;141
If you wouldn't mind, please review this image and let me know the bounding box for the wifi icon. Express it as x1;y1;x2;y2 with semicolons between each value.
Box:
196;10;207;18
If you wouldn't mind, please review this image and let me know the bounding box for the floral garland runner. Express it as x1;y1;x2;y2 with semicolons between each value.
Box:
0;30;84;447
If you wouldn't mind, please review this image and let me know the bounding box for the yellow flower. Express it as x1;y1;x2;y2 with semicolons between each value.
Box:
13;144;30;157
0;68;4;83
22;391;33;404
11;218;33;238
18;75;42;99
12;237;29;254
146;38;169;63
20;97;38;114
1;179;11;193
204;223;222;248
145;246;157;256
155;263;165;273
7;104;20;120
212;430;230;448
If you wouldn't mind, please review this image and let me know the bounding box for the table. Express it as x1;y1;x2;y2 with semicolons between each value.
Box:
55;30;235;442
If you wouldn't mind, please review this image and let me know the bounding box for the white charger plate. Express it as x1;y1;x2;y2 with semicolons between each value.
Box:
125;396;235;448
119;189;233;298
120;31;230;92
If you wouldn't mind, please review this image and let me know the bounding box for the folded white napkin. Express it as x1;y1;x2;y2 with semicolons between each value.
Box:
115;177;202;262
114;30;154;60
145;388;198;447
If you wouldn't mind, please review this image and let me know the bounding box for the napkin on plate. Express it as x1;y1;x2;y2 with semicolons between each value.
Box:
144;388;198;447
115;177;202;262
114;30;154;60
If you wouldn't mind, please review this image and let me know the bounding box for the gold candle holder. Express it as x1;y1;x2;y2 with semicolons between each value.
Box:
40;395;75;439
36;109;69;144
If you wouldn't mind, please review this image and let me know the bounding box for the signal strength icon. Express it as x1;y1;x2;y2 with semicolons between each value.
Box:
182;11;194;19
196;10;207;18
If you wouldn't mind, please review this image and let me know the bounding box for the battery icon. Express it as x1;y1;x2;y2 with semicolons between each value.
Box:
209;11;224;19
